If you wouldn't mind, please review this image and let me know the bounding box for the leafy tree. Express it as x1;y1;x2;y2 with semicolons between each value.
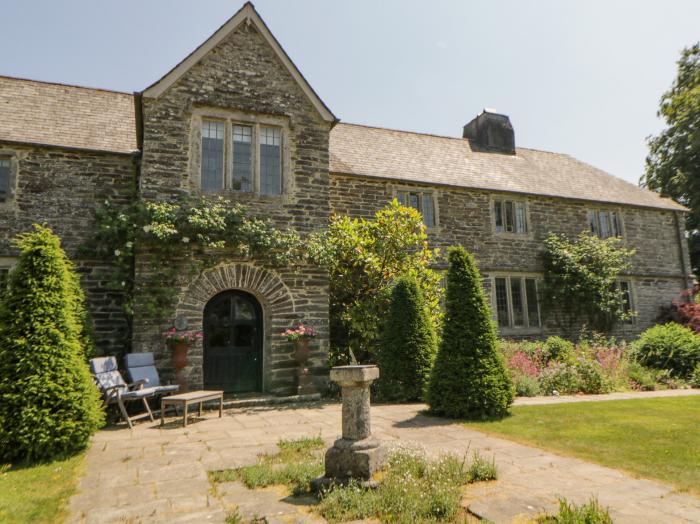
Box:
427;246;513;419
0;225;104;462
541;232;635;333
309;200;442;364
377;274;438;401
642;43;700;275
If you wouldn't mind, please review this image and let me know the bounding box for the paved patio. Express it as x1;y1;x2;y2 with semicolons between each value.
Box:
68;391;700;524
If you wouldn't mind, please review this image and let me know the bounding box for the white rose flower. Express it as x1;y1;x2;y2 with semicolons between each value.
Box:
142;225;152;233
114;249;121;256
125;241;133;248
182;237;190;243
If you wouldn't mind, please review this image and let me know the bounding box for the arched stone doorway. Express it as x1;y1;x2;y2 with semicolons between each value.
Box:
203;290;263;393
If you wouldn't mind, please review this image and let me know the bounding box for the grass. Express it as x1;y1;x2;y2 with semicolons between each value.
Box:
210;436;497;523
209;436;325;496
0;453;86;523
318;450;497;523
537;497;613;524
463;396;700;494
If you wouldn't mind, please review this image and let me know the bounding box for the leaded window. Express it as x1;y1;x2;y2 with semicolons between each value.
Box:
260;126;282;196
0;158;10;202
232;125;253;192
396;190;436;227
588;209;622;239
494;199;528;234
201;120;225;192
494;276;541;329
0;267;9;298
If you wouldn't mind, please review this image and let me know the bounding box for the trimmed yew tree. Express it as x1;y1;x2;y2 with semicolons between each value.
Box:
427;246;513;419
377;274;438;401
0;225;104;462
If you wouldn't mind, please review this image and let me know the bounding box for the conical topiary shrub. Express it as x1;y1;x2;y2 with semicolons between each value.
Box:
427;246;513;418
377;274;438;401
0;225;104;462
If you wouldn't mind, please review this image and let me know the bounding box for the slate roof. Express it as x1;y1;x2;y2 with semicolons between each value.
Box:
0;75;137;154
0;75;685;211
330;123;686;212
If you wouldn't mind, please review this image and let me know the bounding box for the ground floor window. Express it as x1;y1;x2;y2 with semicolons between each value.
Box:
615;280;634;322
494;276;541;329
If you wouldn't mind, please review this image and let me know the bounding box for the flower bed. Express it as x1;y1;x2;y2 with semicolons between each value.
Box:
499;333;692;396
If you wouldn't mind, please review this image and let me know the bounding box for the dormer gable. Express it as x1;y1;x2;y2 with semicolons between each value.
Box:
141;2;336;124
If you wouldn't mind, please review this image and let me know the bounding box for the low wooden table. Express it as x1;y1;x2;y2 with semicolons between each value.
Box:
160;390;224;427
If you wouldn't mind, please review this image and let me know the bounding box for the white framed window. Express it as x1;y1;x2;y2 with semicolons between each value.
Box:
494;198;528;234
199;119;283;196
494;276;541;329
588;209;622;239
396;190;436;227
0;157;10;202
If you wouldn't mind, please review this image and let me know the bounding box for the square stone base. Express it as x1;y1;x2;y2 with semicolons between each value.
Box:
323;438;388;481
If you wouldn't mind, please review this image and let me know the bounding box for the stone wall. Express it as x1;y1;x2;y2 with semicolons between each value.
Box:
0;143;136;356
134;22;332;393
330;173;691;338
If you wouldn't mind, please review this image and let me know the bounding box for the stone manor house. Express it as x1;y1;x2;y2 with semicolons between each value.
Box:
0;3;691;395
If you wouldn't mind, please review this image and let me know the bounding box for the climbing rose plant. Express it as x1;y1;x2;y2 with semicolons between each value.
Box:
90;196;303;319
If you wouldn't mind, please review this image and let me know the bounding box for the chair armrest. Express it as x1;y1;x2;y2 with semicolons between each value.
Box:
127;379;149;390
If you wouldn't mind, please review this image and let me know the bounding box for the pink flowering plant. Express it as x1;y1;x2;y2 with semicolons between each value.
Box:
282;323;317;342
163;327;203;345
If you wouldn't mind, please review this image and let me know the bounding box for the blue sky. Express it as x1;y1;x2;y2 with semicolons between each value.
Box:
1;1;698;185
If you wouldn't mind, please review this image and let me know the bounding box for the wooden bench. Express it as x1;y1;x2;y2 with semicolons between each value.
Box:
160;390;224;427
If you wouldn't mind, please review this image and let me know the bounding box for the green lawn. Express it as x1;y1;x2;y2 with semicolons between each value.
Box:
463;396;700;494
0;453;85;523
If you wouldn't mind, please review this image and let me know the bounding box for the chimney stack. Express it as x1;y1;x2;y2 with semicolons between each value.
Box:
463;109;515;154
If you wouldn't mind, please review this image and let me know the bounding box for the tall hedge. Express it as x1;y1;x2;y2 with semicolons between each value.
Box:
377;274;438;401
0;225;104;462
427;246;513;418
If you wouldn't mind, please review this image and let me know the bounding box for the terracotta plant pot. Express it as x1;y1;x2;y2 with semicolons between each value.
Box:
170;341;190;370
293;337;311;365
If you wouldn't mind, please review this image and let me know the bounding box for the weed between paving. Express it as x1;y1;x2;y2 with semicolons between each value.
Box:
209;436;497;523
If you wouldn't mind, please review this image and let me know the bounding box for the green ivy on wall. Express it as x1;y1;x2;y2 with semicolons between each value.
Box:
88;196;303;320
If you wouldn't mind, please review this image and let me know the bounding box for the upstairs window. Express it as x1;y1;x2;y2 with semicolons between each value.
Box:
260;126;282;196
396;190;436;227
588;209;622;239
0;157;11;202
201;120;225;192
200;120;283;195
232;125;253;192
494;276;541;329
494;199;528;234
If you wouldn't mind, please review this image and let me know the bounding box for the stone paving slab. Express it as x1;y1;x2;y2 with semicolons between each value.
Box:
68;398;700;523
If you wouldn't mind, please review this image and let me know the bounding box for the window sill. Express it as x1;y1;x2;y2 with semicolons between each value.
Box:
497;326;543;336
493;231;533;239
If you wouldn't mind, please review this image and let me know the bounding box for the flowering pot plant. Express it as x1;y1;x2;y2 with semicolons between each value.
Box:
282;323;317;342
163;327;203;347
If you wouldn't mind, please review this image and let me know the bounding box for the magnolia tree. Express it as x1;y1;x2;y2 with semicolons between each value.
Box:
309;200;443;364
541;232;635;333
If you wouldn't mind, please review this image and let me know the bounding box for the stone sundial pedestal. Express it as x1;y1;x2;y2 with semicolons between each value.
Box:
312;365;387;490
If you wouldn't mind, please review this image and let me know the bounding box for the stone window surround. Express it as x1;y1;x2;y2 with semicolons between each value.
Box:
616;279;637;325
391;184;440;230
490;272;543;335
587;206;625;239
489;195;533;238
0;256;18;291
0;149;20;208
189;107;293;199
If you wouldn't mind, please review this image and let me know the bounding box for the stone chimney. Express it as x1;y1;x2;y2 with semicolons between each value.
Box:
463;109;515;154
